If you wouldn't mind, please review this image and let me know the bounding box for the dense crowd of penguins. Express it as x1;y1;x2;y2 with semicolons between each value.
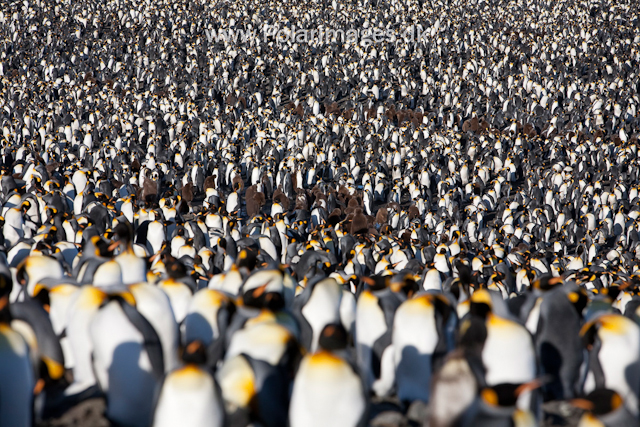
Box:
1;0;640;426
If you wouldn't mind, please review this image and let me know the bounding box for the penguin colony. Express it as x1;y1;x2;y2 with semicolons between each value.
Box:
0;0;639;426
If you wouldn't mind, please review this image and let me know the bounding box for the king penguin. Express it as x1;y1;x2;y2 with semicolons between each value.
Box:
0;273;34;427
354;281;404;397
580;313;640;417
292;276;343;352
289;323;367;427
392;292;455;404
110;221;147;285
90;293;165;427
152;341;224;427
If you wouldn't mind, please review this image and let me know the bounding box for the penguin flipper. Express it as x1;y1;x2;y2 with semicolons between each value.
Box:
119;300;165;379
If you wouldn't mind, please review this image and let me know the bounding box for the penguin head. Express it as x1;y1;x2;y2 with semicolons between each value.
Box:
318;323;349;352
532;275;564;291
181;340;207;366
165;258;188;280
110;220;135;251
480;384;521;408
572;388;625;419
237;248;259;271
389;273;420;298
580;313;635;351
20;199;32;213
361;275;390;291
242;279;285;312
469;289;495;318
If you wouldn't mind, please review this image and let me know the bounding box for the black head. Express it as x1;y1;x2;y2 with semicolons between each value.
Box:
318;323;349;351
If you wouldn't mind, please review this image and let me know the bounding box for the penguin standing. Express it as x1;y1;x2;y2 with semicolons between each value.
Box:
289;324;366;427
217;352;292;427
459;290;538;415
129;282;180;374
183;288;234;347
90;293;165;427
0;275;34;427
111;221;147;285
392;293;455;404
519;279;587;401
152;341;224;427
292;276;343;352
580;313;640;417
355;282;404;397
64;285;108;396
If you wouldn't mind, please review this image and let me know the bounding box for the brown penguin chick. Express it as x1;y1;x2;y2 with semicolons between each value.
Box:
350;209;369;235
131;157;141;172
295;190;308;210
412;111;423;127
366;215;376;228
407;205;420;220
385;105;397;121
245;185;256;203
232;174;244;192
338;186;350;200
396;110;407;125
140;175;158;204
523;123;537;137
253;192;266;214
478;118;489;133
181;182;194;203
328;208;342;226
204;175;217;191
346;197;361;213
325;102;341;117
469;116;479;133
246;186;265;218
376;207;388;225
